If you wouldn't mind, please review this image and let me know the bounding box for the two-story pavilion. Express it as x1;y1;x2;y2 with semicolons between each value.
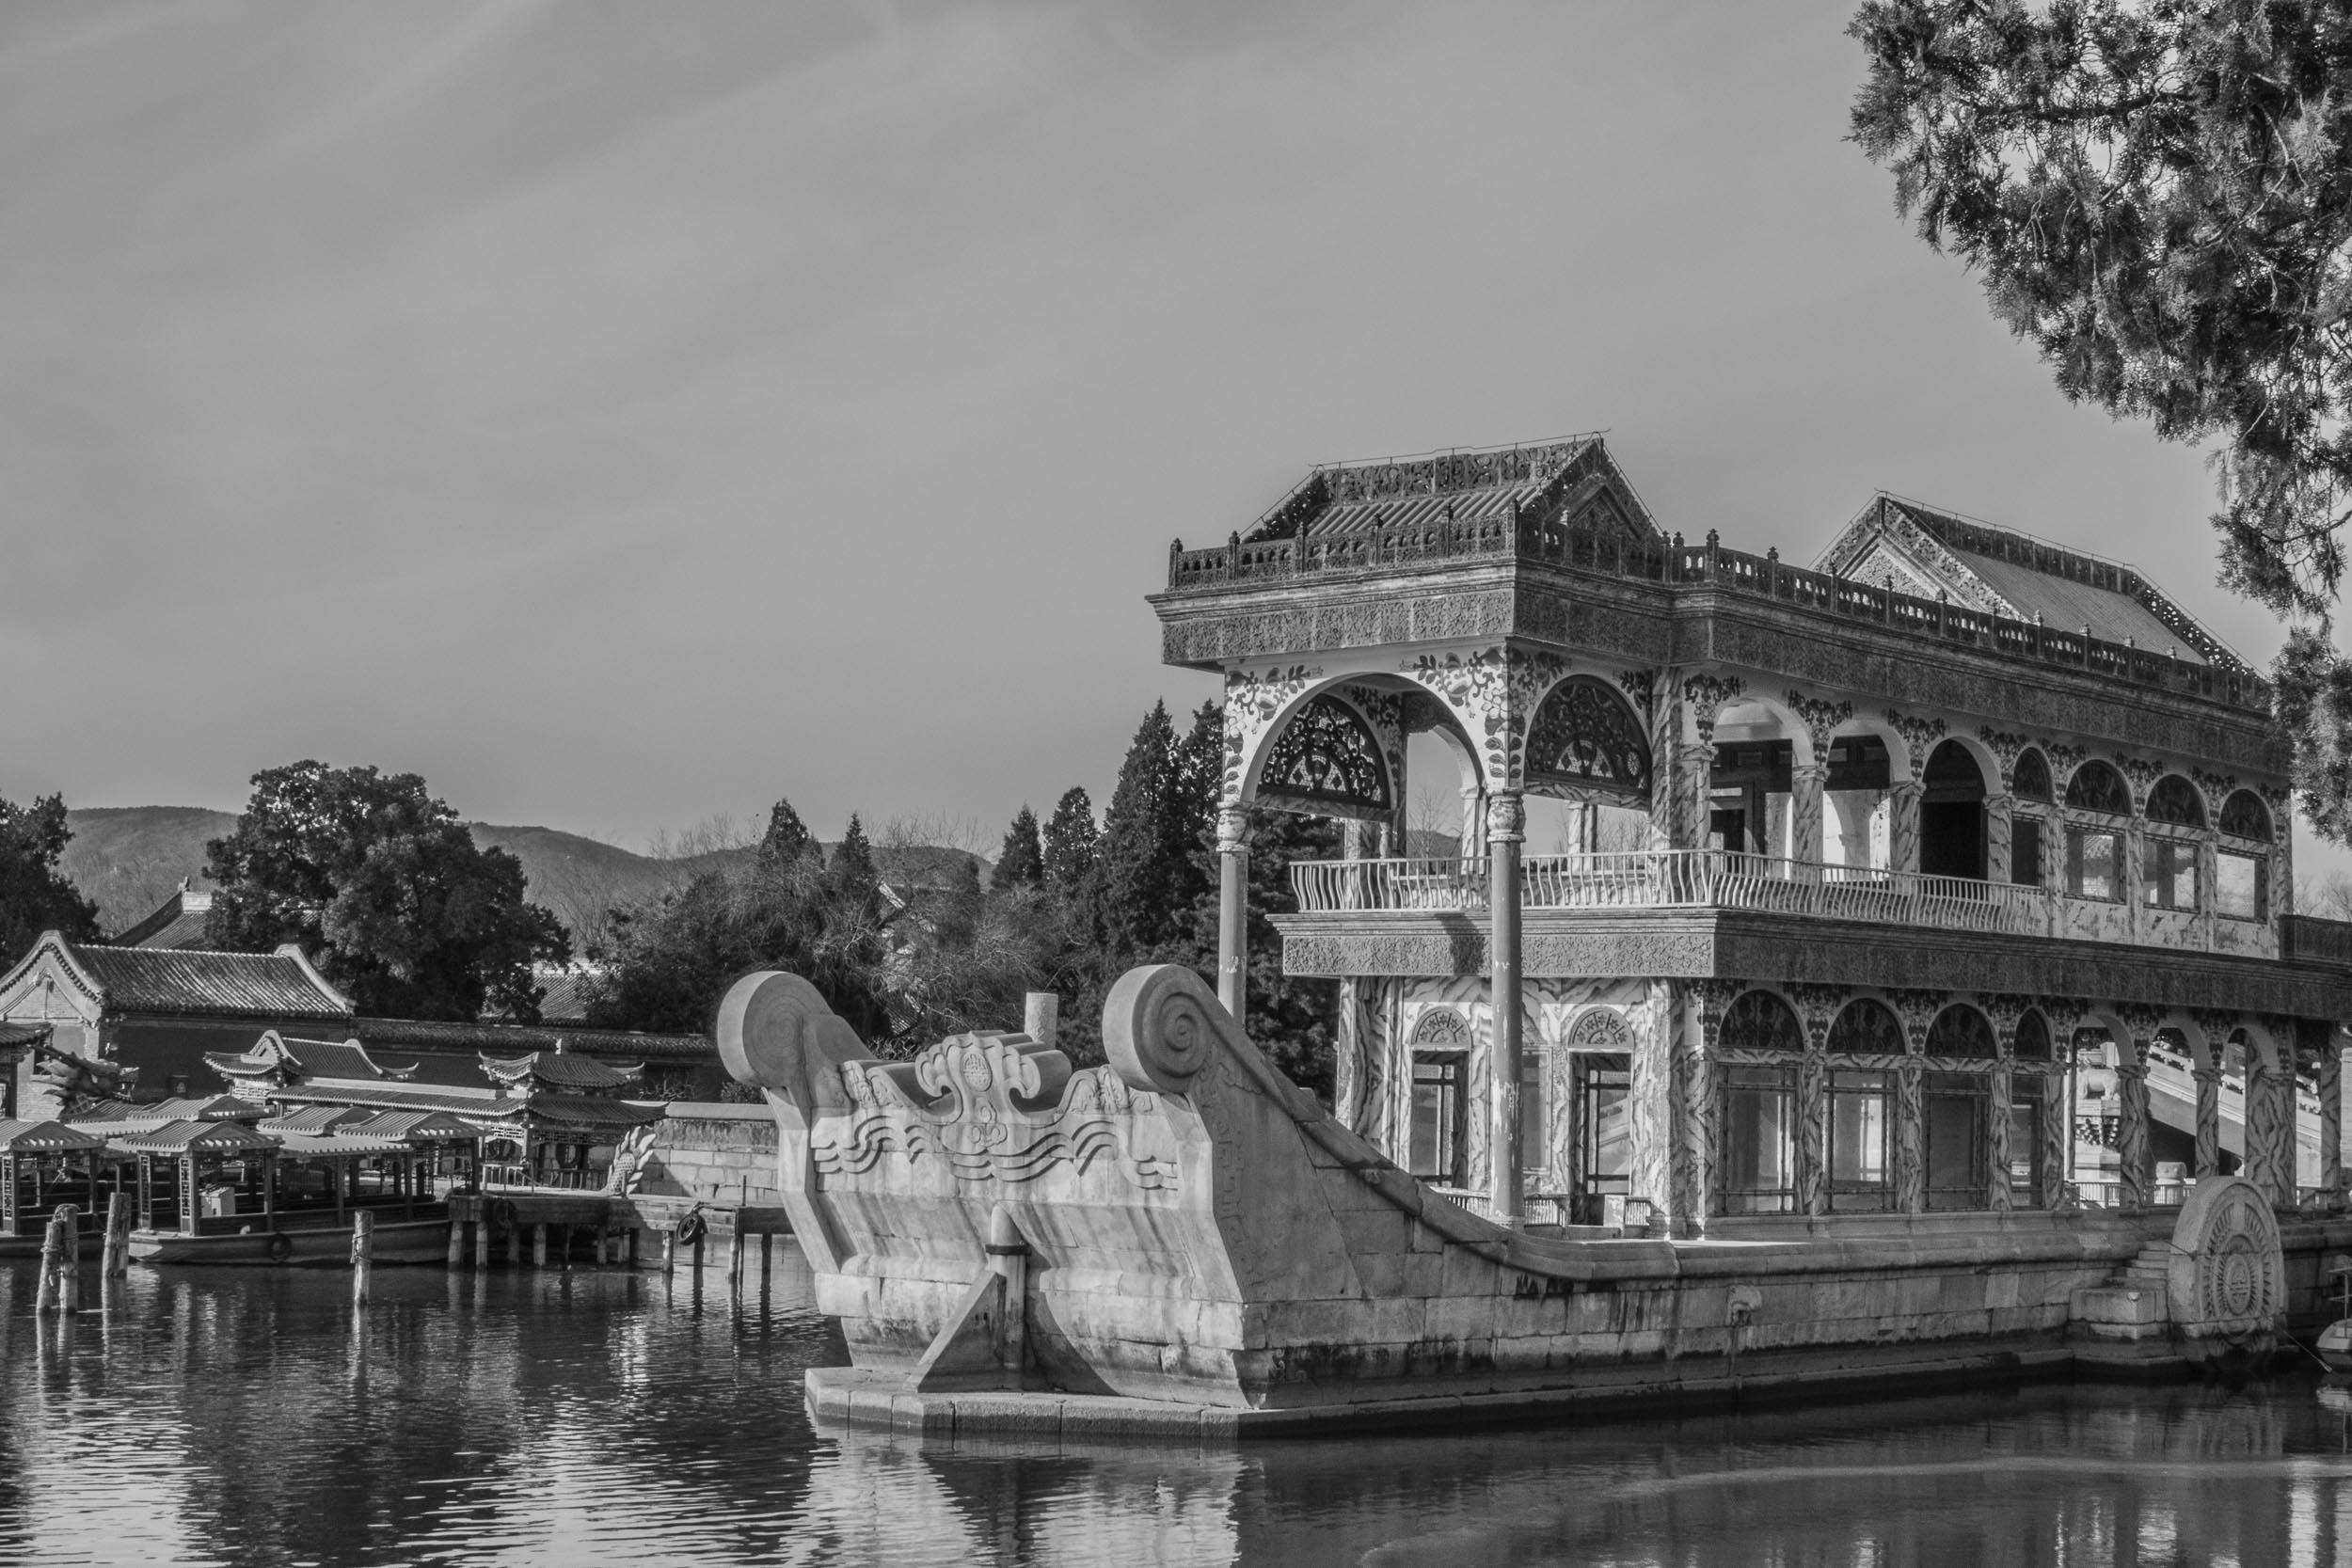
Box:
1151;435;2352;1235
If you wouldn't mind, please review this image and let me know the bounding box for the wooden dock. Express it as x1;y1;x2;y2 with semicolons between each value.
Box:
444;1191;792;1280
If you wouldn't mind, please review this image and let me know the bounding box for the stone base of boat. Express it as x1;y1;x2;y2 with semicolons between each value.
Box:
720;963;2327;1447
809;1340;2097;1442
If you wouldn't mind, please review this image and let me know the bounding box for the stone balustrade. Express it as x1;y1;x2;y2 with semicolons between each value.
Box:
1289;850;2299;959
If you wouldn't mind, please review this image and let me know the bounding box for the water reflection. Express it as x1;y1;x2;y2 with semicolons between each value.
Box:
1;1254;2350;1565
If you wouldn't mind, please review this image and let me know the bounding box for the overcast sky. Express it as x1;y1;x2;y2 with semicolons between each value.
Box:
2;2;2332;866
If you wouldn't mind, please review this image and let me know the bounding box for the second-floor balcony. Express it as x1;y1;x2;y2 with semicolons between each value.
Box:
1287;850;2345;962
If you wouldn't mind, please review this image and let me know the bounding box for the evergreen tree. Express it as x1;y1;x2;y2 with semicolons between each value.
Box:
1088;702;1213;959
757;797;816;865
829;814;878;896
1041;787;1097;892
990;804;1044;891
0;794;100;958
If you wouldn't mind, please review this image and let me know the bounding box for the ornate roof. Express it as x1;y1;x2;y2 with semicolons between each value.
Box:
106;1119;279;1156
203;1031;416;1087
478;1050;642;1093
1238;436;1657;545
357;1015;710;1063
108;884;216;950
0;934;353;1021
1815;495;2247;673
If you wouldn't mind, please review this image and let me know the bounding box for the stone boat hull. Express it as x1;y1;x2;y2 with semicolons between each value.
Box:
718;964;2326;1440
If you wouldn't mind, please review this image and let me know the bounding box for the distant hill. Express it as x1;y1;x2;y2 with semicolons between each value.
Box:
60;806;988;943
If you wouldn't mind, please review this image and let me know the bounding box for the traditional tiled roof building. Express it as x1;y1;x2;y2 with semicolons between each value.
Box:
1152;436;2349;1233
0;933;353;1119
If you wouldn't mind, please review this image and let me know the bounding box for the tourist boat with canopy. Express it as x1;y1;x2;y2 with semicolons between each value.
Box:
0;1119;123;1256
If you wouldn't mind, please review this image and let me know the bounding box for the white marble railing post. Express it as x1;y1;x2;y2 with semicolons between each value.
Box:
1486;791;1526;1227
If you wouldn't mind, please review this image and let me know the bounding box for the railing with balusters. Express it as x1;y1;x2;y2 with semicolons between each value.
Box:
1291;850;2060;937
1168;514;2267;714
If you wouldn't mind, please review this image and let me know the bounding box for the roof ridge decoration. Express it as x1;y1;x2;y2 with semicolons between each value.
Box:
1816;497;2018;618
1237;435;1655;545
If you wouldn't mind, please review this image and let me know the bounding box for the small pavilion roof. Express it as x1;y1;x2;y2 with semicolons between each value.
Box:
489;1095;662;1131
0;1119;109;1154
75;1095;260;1130
261;1104;372;1136
107;1120;279;1156
480;1051;642;1092
270;1131;409;1159
203;1032;416;1086
0;1022;53;1052
1237;436;1658;545
341;1109;480;1143
11;938;357;1020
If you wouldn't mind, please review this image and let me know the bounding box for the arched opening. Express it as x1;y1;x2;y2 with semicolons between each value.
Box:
1718;989;1802;1214
1564;1006;1632;1224
2010;749;2053;886
1706;704;1804;858
1924;1005;1994;1209
1919;740;1987;879
1825;998;1901;1212
2010;1010;2053;1205
1256;693;1394;819
2217;789;2273;922
1825;734;1895;871
2062;761;2131;901
2143;777;2204;912
1522;676;1655;855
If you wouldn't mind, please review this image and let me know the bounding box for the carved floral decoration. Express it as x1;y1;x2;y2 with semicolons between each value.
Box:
1682;675;1746;743
1785;690;1854;752
1257;693;1395;816
1883;710;1948;780
1524;677;1651;800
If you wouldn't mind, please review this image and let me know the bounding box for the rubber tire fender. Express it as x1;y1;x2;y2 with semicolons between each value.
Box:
266;1232;294;1264
675;1211;707;1246
485;1196;519;1232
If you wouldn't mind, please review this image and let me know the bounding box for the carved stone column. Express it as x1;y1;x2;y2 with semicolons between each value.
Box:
2245;1047;2289;1208
2114;1004;2163;1212
2124;822;2146;945
1646;670;1681;851
1674;742;1716;851
1486;790;1525;1227
1791;762;1828;876
1333;976;1368;1134
1890;783;1923;875
1792;987;1843;1218
1628;980;1676;1229
1549;1043;1581;1210
1677;981;1730;1234
2039;1058;2072;1208
1892;990;1939;1212
1984;995;2026;1211
1215;808;1249;1022
1985;793;2014;885
2192;1063;2222;1180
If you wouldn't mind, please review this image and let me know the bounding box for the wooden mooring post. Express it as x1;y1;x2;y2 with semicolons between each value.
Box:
103;1190;131;1278
531;1224;548;1269
447;1218;465;1270
55;1205;80;1315
473;1217;489;1270
352;1212;374;1307
33;1212;63;1314
728;1223;745;1295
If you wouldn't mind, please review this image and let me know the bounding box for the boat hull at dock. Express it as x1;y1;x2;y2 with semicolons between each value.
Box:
130;1214;453;1267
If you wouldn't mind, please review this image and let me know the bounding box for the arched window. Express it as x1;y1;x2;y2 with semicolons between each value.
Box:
2146;775;2205;828
2219;789;2272;840
1258;695;1392;816
2013;1011;2052;1059
2064;760;2131;815
1825;998;1904;1056
1410;1006;1471;1048
2011;748;2053;802
1925;1006;1997;1058
1524;677;1651;800
1719;990;1804;1053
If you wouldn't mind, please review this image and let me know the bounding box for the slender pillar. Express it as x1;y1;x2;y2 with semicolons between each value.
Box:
1795;998;1832;1218
2124;822;2146;945
2321;1032;2344;1203
1676;984;1721;1235
1332;977;1368;1133
1892;993;1936;1213
1890;782;1923;874
1988;1053;2014;1212
2247;1051;2288;1207
1215;808;1248;1022
2115;1039;2153;1212
1627;981;1675;1232
1486;791;1525;1226
2193;1063;2223;1180
1675;743;1715;851
2038;1062;2070;1209
1985;793;2013;884
1791;762;1828;876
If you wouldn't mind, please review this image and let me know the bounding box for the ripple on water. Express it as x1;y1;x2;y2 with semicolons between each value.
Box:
3;1259;2351;1566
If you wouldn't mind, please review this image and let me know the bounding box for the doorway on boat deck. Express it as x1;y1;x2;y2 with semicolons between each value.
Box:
1408;1052;1469;1188
1918;739;1988;880
1571;1051;1631;1225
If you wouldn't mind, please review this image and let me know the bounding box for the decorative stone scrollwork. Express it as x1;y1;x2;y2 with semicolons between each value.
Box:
1525;677;1651;799
2112;753;2166;807
2164;1177;2284;1350
1257;694;1394;816
1223;664;1322;803
2042;742;2088;789
1564;1006;1631;1047
1978;728;2031;786
1486;791;1527;842
1785;690;1853;752
2192;768;2240;819
1104;964;1223;1097
1613;669;1657;723
1682;675;1745;742
1883;711;1947;780
1216;808;1251;853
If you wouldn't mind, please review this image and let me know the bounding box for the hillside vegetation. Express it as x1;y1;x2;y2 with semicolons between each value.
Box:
59;806;980;942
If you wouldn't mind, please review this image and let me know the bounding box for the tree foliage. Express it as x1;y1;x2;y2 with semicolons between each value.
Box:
203;761;569;1021
1851;0;2352;829
757;797;816;865
991;804;1044;891
0;794;100;958
1041;787;1097;891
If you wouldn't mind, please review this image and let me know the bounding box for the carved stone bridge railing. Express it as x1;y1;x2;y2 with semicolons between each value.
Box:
1166;517;2267;714
1289;850;2283;958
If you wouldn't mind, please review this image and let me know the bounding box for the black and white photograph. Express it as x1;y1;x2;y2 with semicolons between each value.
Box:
7;2;2352;1563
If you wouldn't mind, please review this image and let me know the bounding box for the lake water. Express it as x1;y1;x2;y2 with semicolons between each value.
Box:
4;1255;2350;1567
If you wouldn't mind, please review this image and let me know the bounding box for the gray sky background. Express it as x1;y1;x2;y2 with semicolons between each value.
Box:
5;2;2340;870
